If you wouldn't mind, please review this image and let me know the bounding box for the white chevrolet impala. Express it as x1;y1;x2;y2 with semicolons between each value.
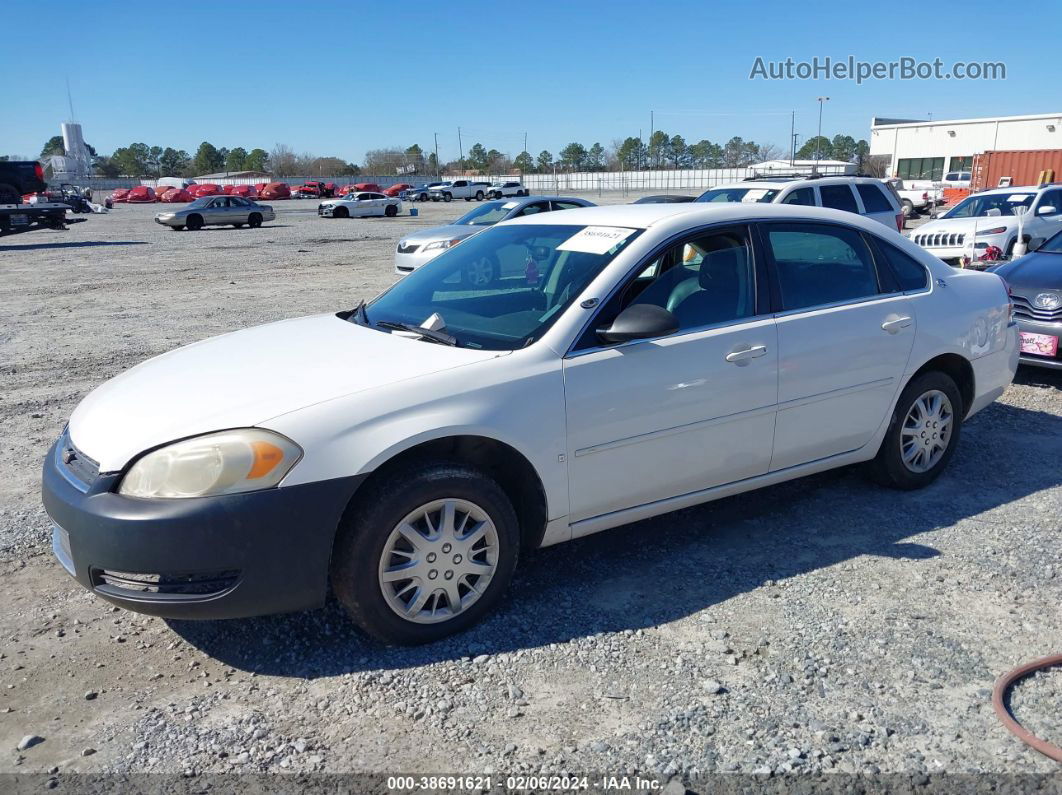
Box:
43;203;1018;644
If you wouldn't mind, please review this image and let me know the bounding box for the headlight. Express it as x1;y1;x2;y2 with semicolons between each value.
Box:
976;226;1008;236
423;238;461;251
118;429;302;499
157;213;175;219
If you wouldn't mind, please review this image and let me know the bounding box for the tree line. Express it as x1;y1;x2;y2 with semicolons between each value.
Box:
37;128;872;179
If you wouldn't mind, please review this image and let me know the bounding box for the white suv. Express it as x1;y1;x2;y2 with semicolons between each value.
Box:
910;184;1062;263
696;176;904;232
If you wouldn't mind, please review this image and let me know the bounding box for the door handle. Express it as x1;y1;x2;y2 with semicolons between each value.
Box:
881;316;913;333
725;345;768;363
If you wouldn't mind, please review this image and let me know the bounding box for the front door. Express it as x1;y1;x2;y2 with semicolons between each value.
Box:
761;221;917;471
563;225;778;523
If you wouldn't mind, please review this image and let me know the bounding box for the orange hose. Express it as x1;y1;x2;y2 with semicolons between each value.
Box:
992;654;1062;763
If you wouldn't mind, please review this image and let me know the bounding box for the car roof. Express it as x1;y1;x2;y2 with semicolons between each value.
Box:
707;175;881;190
974;184;1053;195
500;200;896;234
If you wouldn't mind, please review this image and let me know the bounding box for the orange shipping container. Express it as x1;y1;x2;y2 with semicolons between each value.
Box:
971;149;1062;191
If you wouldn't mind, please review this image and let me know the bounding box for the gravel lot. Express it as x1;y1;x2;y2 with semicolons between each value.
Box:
1;196;1060;789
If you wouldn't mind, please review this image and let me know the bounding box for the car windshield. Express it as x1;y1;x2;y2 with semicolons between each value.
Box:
696;187;780;203
452;201;512;226
364;223;641;350
944;193;1035;218
187;197;213;209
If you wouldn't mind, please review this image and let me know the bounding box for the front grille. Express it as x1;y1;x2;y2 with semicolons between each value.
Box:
397;242;419;254
58;433;99;489
914;232;966;248
92;568;240;596
1012;295;1062;323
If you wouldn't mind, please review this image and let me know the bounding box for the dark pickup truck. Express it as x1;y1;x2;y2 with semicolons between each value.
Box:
0;160;47;202
0;160;83;237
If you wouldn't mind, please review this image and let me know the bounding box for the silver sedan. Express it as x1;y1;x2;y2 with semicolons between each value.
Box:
394;195;594;279
154;196;276;231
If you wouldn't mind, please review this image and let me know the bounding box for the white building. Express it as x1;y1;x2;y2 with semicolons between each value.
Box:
870;112;1062;181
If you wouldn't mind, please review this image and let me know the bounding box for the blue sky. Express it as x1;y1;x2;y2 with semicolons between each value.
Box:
1;1;1055;163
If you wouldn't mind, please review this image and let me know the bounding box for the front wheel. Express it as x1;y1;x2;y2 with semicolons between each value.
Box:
868;371;963;490
186;214;204;231
333;206;349;219
248;212;263;228
443;192;452;202
331;461;519;645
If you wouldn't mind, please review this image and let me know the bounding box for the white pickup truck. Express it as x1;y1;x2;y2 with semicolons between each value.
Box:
883;178;939;218
428;180;492;202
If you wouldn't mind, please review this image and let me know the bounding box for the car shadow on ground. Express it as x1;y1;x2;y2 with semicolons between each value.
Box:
170;401;1062;676
0;240;148;251
1014;366;1062;391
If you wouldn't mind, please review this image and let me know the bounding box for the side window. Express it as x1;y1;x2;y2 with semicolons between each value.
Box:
628;229;755;331
819;184;859;213
781;187;815;206
551;201;583;211
516;202;550;216
874;239;929;292
856;184;894;213
766;223;881;311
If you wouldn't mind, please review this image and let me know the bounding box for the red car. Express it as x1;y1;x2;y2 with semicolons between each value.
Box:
228;184;258;199
384;183;413;198
254;182;268;195
189;183;222;198
259;182;291;200
110;189;130;203
159;188;193;203
322;182;337;198
354;182;382;192
126;186;158;203
291;182;323;199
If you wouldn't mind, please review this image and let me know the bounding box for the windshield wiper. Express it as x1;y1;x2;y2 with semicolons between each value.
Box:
375;320;458;346
339;299;369;325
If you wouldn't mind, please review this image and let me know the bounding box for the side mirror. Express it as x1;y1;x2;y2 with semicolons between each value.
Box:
597;304;679;344
930;211;939;219
986;208;1002;217
1037;205;1057;216
1027;236;1046;251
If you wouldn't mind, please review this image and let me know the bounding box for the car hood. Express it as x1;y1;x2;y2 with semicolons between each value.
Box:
399;225;483;245
68;314;501;472
915;217;1018;236
993;250;1062;289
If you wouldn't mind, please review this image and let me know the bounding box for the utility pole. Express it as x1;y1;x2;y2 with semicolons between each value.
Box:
523;131;527;155
433;132;439;179
457;127;463;165
649;111;654;167
789;110;795;165
815;97;830;173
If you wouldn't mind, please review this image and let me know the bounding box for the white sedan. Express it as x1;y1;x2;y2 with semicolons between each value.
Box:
318;191;402;218
43;203;1017;644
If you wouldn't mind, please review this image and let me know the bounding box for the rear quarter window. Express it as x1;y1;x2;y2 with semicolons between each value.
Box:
874;239;930;292
857;184;894;213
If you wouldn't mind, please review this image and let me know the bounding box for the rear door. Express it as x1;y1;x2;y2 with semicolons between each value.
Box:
762;221;916;471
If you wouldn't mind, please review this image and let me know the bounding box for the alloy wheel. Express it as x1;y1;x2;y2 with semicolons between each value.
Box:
900;389;953;473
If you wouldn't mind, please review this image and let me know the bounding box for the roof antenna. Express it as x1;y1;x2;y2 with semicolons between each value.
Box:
66;76;76;121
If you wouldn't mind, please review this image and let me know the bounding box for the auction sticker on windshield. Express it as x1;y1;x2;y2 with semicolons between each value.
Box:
557;226;637;255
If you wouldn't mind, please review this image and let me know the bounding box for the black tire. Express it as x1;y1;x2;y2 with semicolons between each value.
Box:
443;192;452;202
385;204;398;217
248;212;263;228
475;191;484;201
333;206;349;219
0;183;19;204
186;214;204;231
901;199;914;218
867;371;963;490
331;460;520;645
1005;239;1016;259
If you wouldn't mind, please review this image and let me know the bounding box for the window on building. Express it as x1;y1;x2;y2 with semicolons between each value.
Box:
896;157;945;181
948;156;973;173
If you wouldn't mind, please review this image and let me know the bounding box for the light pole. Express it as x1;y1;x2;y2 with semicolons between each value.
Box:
815;97;829;173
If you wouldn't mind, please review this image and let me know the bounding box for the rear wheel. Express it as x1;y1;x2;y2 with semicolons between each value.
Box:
186;214;204;231
0;183;20;204
475;190;484;201
331;460;519;645
385;203;398;217
868;371;963;490
333;206;349;219
901;199;914;218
